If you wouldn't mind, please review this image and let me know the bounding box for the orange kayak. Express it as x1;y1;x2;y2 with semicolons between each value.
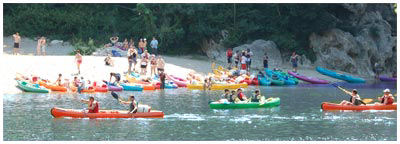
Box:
321;102;397;111
70;86;95;93
142;84;155;90
50;107;164;118
39;81;67;92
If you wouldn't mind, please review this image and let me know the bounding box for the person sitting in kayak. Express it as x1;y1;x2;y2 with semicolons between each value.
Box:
236;88;248;103
54;73;63;86
119;95;138;113
339;89;366;106
217;89;230;103
377;89;395;105
109;72;121;86
251;90;263;102
73;76;79;87
80;96;99;113
229;90;237;102
77;77;86;93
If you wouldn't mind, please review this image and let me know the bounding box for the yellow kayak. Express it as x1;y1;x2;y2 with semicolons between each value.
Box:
187;83;247;90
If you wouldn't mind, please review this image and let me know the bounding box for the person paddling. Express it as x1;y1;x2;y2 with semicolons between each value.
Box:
339;89;366;106
236;88;249;103
80;96;99;113
377;89;395;105
229;90;237;102
251;90;263;102
119;95;138;113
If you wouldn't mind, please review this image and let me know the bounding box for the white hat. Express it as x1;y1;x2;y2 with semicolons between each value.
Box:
383;89;390;93
144;38;147;40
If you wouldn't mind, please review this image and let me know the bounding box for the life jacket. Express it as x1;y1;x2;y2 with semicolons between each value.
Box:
238;92;245;101
227;49;233;57
381;95;394;105
88;102;99;113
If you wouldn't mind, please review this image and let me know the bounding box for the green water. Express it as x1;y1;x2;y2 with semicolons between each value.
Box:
3;83;397;141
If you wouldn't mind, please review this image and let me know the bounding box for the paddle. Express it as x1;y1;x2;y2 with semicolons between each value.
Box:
111;91;123;102
331;83;373;104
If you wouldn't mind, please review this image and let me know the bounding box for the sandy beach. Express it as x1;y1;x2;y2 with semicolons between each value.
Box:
2;36;366;94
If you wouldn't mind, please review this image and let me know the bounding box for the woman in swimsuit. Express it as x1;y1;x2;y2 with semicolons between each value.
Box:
75;50;82;74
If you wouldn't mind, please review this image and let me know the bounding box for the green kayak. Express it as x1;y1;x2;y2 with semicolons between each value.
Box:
16;80;49;93
209;98;280;109
277;71;299;84
270;78;285;86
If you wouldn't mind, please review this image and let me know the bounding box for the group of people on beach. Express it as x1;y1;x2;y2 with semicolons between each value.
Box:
226;48;300;74
107;36;159;55
12;32;47;55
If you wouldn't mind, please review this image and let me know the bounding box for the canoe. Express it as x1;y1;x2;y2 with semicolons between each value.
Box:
187;83;248;90
50;107;164;118
166;74;188;87
316;67;365;83
121;83;143;91
257;74;271;86
209;98;280;109
288;70;329;84
321;102;397;111
39;81;67;92
379;75;396;82
264;68;296;85
16;80;49;93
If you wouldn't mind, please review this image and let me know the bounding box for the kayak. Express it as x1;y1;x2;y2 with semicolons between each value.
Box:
94;86;108;93
154;82;178;89
166;74;188;87
70;86;96;93
321;102;397;111
121;83;143;91
141;84;156;90
130;72;141;78
264;68;296;85
264;69;287;85
316;67;365;83
39;81;67;92
50;107;164;118
288;70;329;84
379;75;396;82
276;71;299;84
187;83;248;90
102;81;123;91
252;77;259;85
257;74;271;86
16;80;49;93
209;98;280;109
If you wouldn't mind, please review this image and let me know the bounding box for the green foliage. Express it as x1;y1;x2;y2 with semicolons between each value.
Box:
5;3;388;61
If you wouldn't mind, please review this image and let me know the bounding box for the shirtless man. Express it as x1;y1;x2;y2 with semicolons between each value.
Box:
41;37;47;56
13;32;21;55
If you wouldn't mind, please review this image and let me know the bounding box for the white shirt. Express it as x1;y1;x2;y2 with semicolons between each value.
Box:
241;56;247;64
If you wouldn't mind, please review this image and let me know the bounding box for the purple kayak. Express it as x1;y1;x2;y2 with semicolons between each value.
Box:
288;70;329;84
102;80;123;91
379;75;397;82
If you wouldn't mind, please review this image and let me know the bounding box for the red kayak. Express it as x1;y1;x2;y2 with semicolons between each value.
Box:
51;107;164;118
321;102;397;111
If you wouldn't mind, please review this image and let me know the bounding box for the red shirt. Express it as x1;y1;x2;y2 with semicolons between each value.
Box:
238;92;246;101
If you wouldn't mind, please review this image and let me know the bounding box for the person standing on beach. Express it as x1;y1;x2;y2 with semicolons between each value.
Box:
138;38;144;55
13;32;21;55
110;36;119;47
143;38;148;51
156;56;165;74
123;38;129;51
127;46;138;74
245;49;253;72
226;48;233;69
129;38;134;48
290;52;299;73
36;36;42;55
150;54;157;76
140;55;148;75
263;53;269;69
41;37;47;56
75;50;83;74
150;37;159;55
241;51;247;71
233;50;240;69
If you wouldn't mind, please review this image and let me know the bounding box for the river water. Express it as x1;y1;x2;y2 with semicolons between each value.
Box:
3;82;397;141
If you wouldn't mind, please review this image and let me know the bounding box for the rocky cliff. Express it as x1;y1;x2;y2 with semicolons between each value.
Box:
201;4;396;76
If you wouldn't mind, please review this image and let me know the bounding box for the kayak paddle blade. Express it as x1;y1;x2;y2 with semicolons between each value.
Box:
111;91;119;100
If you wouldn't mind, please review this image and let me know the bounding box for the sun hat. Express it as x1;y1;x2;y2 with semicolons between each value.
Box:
383;89;391;93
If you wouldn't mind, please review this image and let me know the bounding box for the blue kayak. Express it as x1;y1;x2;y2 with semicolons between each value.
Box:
130;72;141;78
316;67;365;83
264;68;297;85
120;83;144;91
257;73;271;86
